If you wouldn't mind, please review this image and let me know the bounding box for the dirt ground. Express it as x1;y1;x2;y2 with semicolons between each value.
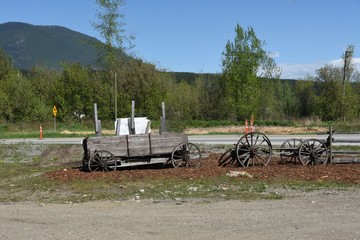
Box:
1;189;359;240
45;153;360;184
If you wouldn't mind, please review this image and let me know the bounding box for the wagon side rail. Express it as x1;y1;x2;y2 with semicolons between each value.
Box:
326;126;360;164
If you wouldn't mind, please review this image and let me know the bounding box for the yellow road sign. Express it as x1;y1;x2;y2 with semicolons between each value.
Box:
53;105;57;117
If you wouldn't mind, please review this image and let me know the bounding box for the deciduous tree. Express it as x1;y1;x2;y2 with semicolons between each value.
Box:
221;24;280;120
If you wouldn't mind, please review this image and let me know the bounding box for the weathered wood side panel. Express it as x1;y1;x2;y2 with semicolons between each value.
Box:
147;133;188;155
87;136;128;156
127;134;151;156
85;133;188;157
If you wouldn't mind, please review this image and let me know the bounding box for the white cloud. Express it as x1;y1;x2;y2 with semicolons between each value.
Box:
329;58;343;67
268;51;280;58
279;58;360;79
279;62;323;79
354;58;360;65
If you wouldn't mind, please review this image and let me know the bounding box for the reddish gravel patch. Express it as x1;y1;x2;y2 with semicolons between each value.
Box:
45;153;360;184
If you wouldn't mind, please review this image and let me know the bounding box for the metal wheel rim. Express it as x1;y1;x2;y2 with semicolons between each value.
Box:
298;139;328;166
235;132;272;167
88;150;117;172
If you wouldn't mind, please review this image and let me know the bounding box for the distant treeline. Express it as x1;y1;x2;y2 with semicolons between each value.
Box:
0;50;359;130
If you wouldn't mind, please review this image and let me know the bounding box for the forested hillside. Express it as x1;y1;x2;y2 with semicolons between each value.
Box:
0;22;101;70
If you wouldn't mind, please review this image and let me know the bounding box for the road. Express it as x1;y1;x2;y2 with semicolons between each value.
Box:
1;133;360;146
1;190;359;240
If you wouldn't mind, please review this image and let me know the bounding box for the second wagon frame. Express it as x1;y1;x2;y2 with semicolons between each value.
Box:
219;131;331;167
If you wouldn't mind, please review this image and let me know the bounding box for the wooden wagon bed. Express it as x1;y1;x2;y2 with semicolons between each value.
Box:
82;133;201;171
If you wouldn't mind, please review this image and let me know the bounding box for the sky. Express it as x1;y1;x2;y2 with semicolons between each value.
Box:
1;0;360;79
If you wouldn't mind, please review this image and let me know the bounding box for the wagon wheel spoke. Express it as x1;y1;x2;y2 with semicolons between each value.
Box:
298;141;311;166
280;138;302;164
237;135;252;167
88;150;117;172
312;142;328;165
236;132;272;167
249;147;271;167
244;155;251;167
253;148;271;164
238;143;251;152
171;142;202;168
238;150;251;159
219;149;235;166
235;135;253;167
89;154;102;171
236;149;248;167
252;155;263;167
298;139;328;166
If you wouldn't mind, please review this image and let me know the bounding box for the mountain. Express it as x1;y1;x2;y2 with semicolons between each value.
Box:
0;22;101;70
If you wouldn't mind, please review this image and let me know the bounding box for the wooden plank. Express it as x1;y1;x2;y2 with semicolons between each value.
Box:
86;136;128;156
127;134;151;156
149;133;188;154
118;158;169;167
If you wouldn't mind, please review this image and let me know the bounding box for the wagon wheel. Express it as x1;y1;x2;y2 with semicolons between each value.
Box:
235;132;272;167
218;149;237;167
280;138;302;164
171;142;202;168
88;150;117;172
298;139;328;166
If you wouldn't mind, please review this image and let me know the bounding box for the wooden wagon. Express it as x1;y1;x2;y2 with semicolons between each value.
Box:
218;131;329;167
218;128;358;167
82;132;202;172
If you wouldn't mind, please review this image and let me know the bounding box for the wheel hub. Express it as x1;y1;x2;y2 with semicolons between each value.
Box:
250;147;257;157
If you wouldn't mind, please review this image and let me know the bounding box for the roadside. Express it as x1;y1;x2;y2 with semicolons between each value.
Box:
58;126;329;135
184;126;328;134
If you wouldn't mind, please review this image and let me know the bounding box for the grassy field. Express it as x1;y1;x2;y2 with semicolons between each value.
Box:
0;143;358;204
1;120;360;203
1;119;360;138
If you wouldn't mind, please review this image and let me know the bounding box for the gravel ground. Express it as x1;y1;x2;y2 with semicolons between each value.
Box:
1;189;359;240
